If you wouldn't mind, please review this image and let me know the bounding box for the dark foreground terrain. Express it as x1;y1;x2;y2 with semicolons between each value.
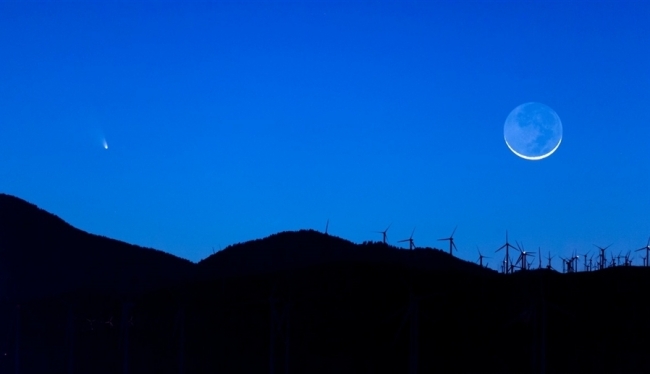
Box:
0;194;648;373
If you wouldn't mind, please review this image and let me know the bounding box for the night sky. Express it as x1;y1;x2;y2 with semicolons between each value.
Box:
1;1;648;267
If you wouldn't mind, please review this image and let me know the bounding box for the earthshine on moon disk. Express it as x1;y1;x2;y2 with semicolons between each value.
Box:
503;102;562;160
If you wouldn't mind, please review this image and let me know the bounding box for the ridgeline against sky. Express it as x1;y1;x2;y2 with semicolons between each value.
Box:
1;193;650;373
0;2;648;264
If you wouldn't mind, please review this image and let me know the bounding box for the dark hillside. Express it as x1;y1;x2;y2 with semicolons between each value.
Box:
197;229;494;278
0;194;649;373
0;194;195;301
9;262;650;374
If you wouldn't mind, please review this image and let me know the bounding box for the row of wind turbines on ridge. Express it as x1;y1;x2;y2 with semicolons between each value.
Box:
366;223;650;274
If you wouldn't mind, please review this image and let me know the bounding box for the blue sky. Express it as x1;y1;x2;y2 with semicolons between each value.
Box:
1;1;649;267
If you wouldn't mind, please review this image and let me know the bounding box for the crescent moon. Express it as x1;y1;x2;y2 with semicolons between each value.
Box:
505;136;562;160
503;102;563;160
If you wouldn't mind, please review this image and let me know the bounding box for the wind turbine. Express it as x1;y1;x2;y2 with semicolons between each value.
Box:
567;251;575;271
546;252;555;271
514;242;535;271
477;246;490;267
375;223;392;244
580;252;590;272
622;251;630;266
636;237;650;267
496;231;517;274
438;226;458;256
398;228;416;250
559;256;572;273
324;219;329;236
594;244;612;270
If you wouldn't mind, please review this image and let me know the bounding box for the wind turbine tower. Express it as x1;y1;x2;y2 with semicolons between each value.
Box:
581;253;590;272
514;242;535;271
375;223;392;244
398;228;416;250
496;231;517;274
594;244;612;271
477;246;490;268
546;252;554;271
636;238;650;267
438;226;458;256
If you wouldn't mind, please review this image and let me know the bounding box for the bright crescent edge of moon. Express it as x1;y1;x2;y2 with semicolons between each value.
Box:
505;136;562;161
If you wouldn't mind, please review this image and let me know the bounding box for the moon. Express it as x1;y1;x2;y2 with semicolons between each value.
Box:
503;102;562;160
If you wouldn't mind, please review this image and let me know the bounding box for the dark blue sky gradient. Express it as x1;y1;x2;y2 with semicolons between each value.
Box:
1;1;649;265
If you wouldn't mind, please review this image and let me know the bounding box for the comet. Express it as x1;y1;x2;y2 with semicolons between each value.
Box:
102;139;108;150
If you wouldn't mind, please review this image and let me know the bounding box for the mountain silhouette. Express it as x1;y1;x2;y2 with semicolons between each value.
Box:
0;194;194;301
2;193;650;373
0;193;491;302
198;229;494;278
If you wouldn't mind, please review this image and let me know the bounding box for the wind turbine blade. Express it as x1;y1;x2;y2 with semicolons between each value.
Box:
450;225;457;237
